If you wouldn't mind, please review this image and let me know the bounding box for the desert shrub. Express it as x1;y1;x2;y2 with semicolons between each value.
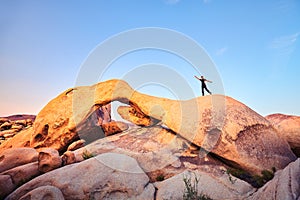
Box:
225;169;237;184
261;169;274;181
156;174;165;181
82;150;94;160
226;168;248;179
226;167;275;188
252;169;275;187
183;173;213;200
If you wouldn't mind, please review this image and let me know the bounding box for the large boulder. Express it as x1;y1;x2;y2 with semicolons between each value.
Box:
0;147;38;173
38;148;62;173
247;158;300;200
18;186;64;200
6;153;155;200
155;170;255;200
0;175;14;198
26;79;295;174
73;126;191;173
0;162;40;198
266;113;300;156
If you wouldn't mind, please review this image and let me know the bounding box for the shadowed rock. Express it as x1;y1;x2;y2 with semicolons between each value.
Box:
0;162;40;198
0;175;14;198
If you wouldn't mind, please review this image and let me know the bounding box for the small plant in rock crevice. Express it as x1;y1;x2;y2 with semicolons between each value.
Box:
156;174;165;181
183;173;213;200
82;150;95;160
226;167;276;188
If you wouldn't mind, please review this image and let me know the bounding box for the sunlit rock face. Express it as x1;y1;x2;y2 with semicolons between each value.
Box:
29;79;295;174
266;113;300;157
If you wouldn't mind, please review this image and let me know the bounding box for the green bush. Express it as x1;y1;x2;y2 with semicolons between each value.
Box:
156;174;165;181
82;150;94;160
226;167;275;188
261;169;274;181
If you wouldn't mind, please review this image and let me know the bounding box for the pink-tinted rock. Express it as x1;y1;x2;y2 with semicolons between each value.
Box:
61;151;76;166
6;153;155;200
0;175;14;199
1;162;40;195
0;147;38;173
19;186;64;200
266;113;300;156
38;148;62;173
247;158;300;200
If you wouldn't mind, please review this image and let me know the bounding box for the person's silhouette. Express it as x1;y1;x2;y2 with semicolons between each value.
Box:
194;75;212;96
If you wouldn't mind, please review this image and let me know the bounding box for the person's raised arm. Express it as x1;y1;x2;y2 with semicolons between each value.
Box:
206;79;212;83
194;75;200;80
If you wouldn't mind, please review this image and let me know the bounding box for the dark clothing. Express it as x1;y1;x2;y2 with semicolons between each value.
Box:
200;78;211;96
200;79;206;87
201;85;211;96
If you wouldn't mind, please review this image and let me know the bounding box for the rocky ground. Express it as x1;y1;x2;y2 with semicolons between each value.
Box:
0;79;299;200
0;115;35;145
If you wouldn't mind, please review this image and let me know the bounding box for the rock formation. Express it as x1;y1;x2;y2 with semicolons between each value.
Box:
30;100;112;152
6;153;155;200
155;170;255;200
38;148;62;173
0;148;40;198
247;158;300;200
266;113;300;156
0;115;34;146
0;79;299;199
0;127;33;154
0;148;38;172
28;79;296;174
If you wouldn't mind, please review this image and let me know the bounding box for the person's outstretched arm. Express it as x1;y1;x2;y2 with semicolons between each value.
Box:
194;75;200;80
206;79;212;83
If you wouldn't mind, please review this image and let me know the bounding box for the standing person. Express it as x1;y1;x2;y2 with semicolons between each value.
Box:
194;75;212;96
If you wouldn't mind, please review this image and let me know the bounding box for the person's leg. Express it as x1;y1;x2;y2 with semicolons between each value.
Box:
201;87;205;96
205;87;211;94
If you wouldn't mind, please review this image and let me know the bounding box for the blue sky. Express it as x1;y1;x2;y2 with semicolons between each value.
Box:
1;0;299;116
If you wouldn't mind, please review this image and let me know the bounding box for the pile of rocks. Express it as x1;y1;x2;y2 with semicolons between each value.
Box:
0;147;62;198
0;117;34;144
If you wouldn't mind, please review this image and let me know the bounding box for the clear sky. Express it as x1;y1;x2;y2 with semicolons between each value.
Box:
1;0;299;117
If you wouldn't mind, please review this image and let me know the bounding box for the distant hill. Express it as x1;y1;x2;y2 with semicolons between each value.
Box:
1;114;36;121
